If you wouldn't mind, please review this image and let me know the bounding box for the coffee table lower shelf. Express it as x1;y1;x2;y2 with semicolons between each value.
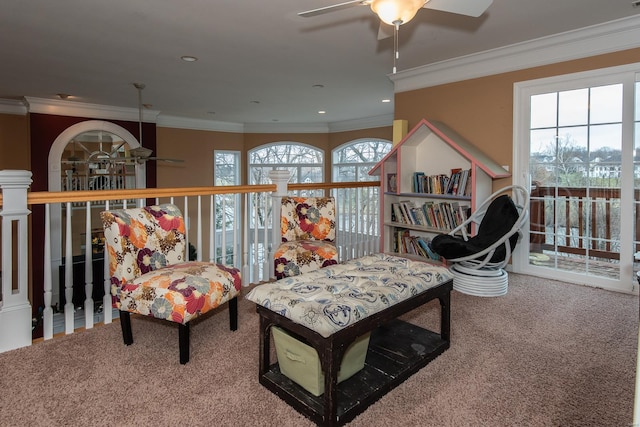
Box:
260;319;449;426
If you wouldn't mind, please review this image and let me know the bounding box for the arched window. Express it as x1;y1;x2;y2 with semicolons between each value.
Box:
248;142;323;185
332;138;392;182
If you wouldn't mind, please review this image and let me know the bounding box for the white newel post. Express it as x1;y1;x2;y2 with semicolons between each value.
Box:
0;170;33;352
268;170;291;278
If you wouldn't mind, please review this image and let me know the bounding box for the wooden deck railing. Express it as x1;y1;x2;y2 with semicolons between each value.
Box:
0;170;381;353
529;185;633;259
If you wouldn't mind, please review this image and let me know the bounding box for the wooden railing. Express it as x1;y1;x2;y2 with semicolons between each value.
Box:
529;185;633;259
0;170;381;353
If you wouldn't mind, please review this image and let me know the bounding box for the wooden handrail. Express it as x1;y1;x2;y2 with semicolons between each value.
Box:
0;181;380;206
0;184;275;206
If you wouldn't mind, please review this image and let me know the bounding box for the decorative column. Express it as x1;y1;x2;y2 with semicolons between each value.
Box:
0;170;33;352
268;170;291;278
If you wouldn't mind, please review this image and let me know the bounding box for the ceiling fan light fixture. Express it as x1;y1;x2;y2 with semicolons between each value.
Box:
370;0;426;26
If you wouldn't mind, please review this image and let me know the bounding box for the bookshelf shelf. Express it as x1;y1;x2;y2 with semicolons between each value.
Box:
370;119;510;262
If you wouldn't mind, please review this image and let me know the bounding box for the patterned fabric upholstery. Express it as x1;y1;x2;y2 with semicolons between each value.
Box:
249;253;453;338
274;196;339;280
101;204;241;363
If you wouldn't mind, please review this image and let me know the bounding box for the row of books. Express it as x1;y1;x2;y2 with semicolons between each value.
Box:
412;168;471;196
391;200;470;231
393;229;441;261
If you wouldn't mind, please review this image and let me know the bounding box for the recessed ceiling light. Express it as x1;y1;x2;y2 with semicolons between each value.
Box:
57;93;70;99
318;110;326;114
272;119;279;122
312;84;324;88
382;99;391;103
180;55;198;62
250;100;260;104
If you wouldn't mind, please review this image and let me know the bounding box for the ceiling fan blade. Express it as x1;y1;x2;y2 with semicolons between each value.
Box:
377;22;394;40
146;157;184;163
423;0;493;18
298;0;366;18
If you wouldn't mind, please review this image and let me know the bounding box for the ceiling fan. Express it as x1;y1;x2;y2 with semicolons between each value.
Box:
299;0;493;23
299;0;493;72
61;85;183;170
131;83;184;164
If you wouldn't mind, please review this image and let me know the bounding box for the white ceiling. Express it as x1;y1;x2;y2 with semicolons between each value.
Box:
1;0;639;128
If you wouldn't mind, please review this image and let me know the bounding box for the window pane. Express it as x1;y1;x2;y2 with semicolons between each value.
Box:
336;165;356;182
558;88;589;127
590;123;621;152
590;84;622;124
531;92;557;128
530;128;557;154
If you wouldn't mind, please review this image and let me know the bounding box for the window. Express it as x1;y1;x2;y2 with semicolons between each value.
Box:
332;138;392;182
213;150;241;265
248;142;323;185
214;150;240;186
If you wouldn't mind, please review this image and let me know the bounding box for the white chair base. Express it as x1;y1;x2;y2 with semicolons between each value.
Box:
449;263;508;297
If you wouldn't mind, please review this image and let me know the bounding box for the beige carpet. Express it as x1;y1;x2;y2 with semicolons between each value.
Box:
0;273;637;427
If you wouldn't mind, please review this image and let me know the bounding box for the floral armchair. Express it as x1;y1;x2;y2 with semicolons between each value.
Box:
100;204;242;364
274;196;339;280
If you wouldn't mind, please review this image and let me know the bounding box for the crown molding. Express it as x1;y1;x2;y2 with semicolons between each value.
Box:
0;99;28;115
243;122;329;134
390;14;640;93
328;113;394;132
23;97;159;122
156;115;244;133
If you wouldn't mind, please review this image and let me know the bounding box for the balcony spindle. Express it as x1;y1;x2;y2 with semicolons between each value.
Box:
103;200;112;325
64;201;74;335
84;201;94;329
43;204;54;339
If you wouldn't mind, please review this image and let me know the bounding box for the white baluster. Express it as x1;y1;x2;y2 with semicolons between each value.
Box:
242;193;250;286
209;195;215;263
196;196;202;262
221;196;227;265
64;202;74;335
183;197;189;254
233;195;239;269
252;194;259;281
103;200;112;324
84;201;94;329
262;194;270;280
43;204;53;339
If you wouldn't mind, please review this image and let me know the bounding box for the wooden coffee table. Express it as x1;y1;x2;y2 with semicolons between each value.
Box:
256;278;452;427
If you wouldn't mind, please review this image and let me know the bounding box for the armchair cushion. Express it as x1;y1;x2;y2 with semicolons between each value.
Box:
281;196;336;242
102;204;241;324
275;196;338;280
114;261;241;324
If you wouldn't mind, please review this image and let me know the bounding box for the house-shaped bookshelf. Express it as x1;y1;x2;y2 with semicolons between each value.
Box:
369;119;511;258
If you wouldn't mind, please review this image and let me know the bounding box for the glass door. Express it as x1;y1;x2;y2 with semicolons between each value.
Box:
514;65;639;293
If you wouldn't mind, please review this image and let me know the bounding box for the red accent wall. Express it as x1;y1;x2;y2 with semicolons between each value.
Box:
29;113;157;338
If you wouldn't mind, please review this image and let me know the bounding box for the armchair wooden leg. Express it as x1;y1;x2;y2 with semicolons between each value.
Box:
119;311;133;345
179;323;190;365
229;297;238;331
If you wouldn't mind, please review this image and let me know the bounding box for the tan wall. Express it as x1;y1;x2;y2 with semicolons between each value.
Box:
156;128;393;187
156;127;244;187
0;113;30;170
394;48;640;189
